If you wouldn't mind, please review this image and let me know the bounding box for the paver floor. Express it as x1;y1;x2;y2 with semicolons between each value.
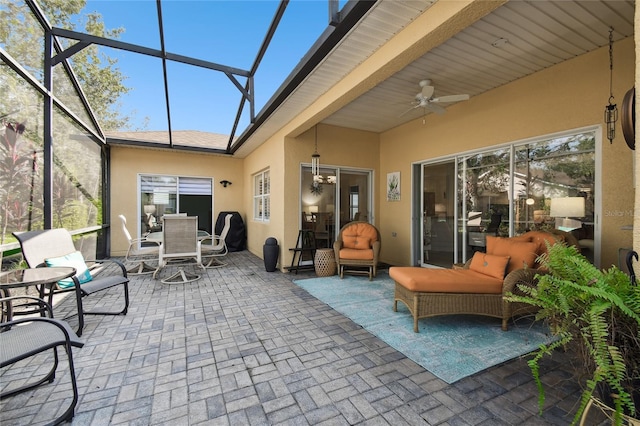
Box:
1;251;606;425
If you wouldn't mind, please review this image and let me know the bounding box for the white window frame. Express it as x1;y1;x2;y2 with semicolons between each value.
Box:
253;169;270;222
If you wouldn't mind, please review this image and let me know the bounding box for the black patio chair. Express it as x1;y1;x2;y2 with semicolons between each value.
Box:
13;229;130;336
1;295;84;425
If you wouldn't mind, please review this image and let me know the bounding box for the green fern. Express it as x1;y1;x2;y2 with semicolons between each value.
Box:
505;242;640;424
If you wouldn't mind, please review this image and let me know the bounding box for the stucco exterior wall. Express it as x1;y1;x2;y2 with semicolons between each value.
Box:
110;146;244;256
284;124;379;266
243;123;379;270
379;37;635;268
242;135;285;260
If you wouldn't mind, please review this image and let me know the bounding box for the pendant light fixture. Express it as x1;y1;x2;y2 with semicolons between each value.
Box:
311;125;320;177
604;27;618;144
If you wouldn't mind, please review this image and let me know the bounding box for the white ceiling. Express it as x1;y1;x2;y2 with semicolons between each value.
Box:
235;0;634;156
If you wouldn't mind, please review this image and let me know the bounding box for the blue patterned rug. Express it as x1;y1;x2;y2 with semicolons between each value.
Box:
293;271;554;383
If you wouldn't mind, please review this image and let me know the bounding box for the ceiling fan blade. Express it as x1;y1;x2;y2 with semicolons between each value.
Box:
424;103;447;114
421;85;435;99
432;94;470;103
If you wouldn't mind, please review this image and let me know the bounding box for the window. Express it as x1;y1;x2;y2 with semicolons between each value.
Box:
254;170;270;222
139;175;213;235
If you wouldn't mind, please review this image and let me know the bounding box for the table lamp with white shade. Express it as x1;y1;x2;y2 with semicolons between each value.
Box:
550;197;585;231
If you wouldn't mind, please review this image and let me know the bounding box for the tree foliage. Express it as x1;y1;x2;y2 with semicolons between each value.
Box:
1;0;132;130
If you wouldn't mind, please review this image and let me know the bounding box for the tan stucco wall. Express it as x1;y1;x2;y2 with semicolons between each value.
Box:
110;146;244;256
242;135;285;259
240;123;378;270
283;124;379;262
379;37;635;268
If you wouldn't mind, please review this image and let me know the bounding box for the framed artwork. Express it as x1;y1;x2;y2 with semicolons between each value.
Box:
387;172;400;201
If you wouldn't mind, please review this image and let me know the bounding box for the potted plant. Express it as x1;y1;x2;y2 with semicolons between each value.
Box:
506;243;640;425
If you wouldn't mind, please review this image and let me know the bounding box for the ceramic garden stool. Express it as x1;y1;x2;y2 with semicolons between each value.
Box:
314;248;336;277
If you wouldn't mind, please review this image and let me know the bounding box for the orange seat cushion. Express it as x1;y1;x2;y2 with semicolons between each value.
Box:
339;248;374;260
468;252;510;279
486;236;538;273
389;267;503;294
341;223;378;249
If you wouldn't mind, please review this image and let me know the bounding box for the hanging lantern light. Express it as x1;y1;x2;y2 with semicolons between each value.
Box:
311;125;320;176
605;27;618;144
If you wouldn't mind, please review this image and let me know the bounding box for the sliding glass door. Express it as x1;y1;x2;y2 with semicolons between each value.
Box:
457;148;511;264
421;161;456;267
417;128;598;268
139;175;213;238
301;166;372;248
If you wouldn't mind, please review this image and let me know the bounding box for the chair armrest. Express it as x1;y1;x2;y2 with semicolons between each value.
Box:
333;241;343;263
133;237;161;247
502;267;541;295
85;258;128;278
1;316;84;353
200;234;223;245
1;295;54;319
372;240;381;257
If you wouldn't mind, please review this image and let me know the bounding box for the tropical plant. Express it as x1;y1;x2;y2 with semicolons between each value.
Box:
506;243;640;425
0;121;31;244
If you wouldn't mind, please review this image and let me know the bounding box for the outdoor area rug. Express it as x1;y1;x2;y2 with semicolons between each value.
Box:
293;271;555;383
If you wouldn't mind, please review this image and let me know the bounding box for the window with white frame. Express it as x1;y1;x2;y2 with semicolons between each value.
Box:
253;169;270;221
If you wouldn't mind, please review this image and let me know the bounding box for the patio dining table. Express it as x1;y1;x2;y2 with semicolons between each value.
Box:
146;230;211;243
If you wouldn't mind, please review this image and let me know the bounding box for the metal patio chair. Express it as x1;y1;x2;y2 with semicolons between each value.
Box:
13;229;130;336
153;216;205;284
200;213;232;268
119;214;161;275
1;295;84;425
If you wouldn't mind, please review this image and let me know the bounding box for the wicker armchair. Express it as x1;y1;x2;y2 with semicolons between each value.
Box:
333;221;381;280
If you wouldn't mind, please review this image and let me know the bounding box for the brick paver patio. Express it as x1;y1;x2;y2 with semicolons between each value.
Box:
1;251;604;425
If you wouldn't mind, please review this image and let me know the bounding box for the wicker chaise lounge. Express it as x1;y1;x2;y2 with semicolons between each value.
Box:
390;230;578;333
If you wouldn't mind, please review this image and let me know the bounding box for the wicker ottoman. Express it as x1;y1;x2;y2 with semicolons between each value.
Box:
314;248;336;277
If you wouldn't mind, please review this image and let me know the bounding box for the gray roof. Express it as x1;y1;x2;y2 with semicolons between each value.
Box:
107;130;231;151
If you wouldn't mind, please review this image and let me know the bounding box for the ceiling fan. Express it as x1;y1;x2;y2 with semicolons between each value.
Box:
400;79;469;116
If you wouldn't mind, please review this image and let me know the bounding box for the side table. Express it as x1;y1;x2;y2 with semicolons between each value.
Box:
0;267;76;321
314;248;336;277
